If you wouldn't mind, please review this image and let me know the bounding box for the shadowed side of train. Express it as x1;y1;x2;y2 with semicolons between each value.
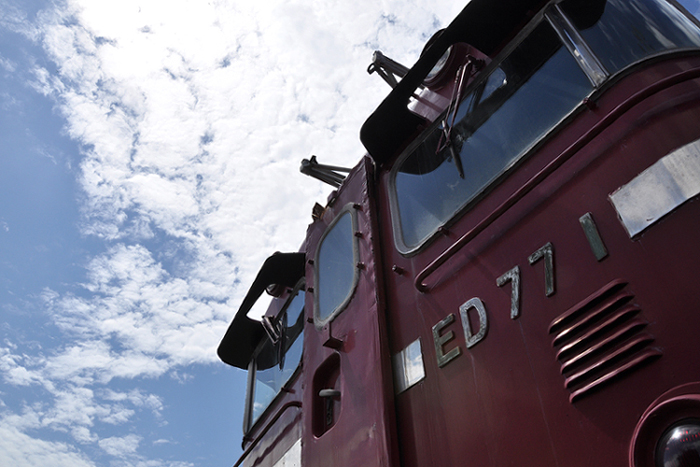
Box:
218;159;397;467
219;0;700;466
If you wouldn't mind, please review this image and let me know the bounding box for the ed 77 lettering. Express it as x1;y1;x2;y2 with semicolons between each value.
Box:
432;242;555;367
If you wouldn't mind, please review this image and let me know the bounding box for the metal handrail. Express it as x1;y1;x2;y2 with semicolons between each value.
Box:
234;401;302;467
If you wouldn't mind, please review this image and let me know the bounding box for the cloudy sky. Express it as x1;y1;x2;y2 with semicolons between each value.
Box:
0;0;462;465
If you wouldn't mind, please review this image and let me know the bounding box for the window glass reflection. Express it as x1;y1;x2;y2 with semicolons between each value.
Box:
678;0;700;21
316;211;356;322
250;286;305;427
394;22;592;249
561;0;700;74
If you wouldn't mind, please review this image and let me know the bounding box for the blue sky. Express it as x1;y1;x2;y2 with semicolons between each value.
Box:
0;0;459;465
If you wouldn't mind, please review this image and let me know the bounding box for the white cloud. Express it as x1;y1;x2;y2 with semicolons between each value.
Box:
71;425;97;444
0;424;95;467
0;350;41;387
98;433;140;457
0;55;16;74
0;0;462;464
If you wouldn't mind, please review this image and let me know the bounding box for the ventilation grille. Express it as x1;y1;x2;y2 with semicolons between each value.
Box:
548;279;661;403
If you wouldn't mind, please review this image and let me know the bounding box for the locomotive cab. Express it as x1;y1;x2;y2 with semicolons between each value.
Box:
220;0;700;466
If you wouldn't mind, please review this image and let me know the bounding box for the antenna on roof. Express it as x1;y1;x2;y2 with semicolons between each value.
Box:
367;50;410;88
300;156;351;188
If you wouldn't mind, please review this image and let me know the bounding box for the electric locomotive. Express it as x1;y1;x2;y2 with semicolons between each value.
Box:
219;1;700;465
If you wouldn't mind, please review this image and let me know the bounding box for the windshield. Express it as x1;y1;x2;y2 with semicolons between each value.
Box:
391;0;700;254
393;21;592;251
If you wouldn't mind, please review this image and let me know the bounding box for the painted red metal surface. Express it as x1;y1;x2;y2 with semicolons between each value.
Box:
375;56;700;467
301;157;399;467
230;55;700;467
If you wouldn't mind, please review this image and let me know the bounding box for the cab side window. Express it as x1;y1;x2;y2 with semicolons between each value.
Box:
247;282;305;430
314;207;359;325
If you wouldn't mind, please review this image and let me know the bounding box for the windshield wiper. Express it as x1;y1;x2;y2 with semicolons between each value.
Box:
436;56;485;179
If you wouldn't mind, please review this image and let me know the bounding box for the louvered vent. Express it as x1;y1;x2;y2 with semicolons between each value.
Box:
549;279;661;403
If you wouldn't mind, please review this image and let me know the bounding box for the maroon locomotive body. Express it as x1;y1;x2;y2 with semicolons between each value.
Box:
219;1;700;466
